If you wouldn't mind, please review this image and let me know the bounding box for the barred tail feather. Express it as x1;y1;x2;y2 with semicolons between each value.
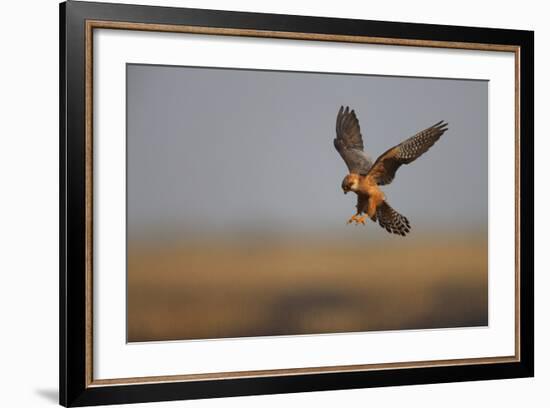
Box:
375;201;411;236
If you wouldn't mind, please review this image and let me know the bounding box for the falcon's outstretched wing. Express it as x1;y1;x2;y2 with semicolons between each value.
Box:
334;106;373;175
366;121;448;185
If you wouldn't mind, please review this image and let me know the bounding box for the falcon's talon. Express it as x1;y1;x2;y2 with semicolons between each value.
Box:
356;215;367;225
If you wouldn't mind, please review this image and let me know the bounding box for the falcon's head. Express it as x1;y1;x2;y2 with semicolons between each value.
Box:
341;173;361;194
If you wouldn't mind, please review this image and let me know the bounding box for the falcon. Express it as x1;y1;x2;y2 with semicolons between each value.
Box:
334;106;448;236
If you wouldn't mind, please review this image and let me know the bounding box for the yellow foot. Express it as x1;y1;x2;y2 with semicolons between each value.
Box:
356;215;367;225
347;214;359;224
347;214;367;225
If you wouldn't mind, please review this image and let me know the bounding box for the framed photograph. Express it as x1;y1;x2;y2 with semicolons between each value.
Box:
60;1;534;406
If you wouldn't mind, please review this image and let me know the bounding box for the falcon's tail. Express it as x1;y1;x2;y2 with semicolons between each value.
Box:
373;201;411;236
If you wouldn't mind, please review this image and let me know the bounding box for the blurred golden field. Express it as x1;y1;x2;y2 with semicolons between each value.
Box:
127;234;487;342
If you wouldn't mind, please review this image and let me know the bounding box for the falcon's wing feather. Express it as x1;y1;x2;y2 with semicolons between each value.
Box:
333;106;373;175
367;121;448;185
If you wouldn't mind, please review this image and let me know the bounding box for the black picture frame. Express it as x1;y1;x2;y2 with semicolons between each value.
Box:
60;1;534;406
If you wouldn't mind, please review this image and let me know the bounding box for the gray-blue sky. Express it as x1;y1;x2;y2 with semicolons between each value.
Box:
127;64;487;240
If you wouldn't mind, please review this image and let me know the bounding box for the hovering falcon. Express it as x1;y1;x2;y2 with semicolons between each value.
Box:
334;106;448;236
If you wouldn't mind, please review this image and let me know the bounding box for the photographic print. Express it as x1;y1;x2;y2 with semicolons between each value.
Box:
126;64;488;342
60;3;533;405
